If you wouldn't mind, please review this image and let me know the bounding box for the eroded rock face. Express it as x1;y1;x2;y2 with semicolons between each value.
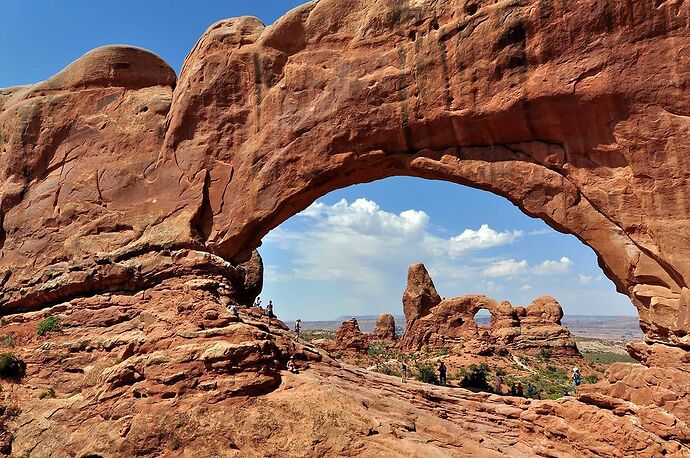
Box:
372;313;397;342
1;0;689;350
1;0;690;455
332;317;369;353
401;264;580;356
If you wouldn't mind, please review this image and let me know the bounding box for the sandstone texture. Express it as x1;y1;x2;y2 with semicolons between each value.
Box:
401;263;581;356
330;314;398;353
1;0;690;455
372;313;397;342
332;317;369;353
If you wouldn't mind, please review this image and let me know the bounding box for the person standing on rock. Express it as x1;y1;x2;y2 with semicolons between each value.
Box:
401;361;408;383
287;355;299;374
229;304;239;320
266;300;274;324
493;374;503;394
294;319;301;338
571;367;582;391
438;361;447;385
253;296;262;308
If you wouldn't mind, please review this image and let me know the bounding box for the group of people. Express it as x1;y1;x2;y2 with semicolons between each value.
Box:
227;296;276;323
493;375;532;397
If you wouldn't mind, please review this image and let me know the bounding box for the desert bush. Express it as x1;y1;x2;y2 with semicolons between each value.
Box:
0;353;26;378
537;348;553;360
585;374;598;384
0;333;15;347
415;363;439;385
300;330;334;342
523;365;571;399
37;314;59;336
373;364;401;377
38;387;56;399
367;343;387;358
459;363;490;390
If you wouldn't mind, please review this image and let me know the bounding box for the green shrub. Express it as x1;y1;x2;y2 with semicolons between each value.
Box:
0;353;26;378
0;333;15;347
537;348;553;360
459;363;490;390
367;343;387;358
415;363;439;384
523;365;571;399
38;387;56;399
36;314;59;336
585;374;598;384
373;364;401;377
300;330;335;342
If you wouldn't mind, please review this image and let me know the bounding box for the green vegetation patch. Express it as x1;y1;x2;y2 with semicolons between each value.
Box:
0;353;26;378
414;363;439;385
37;314;60;337
459;363;490;390
0;333;15;347
38;387;56;399
299;329;334;342
582;351;636;364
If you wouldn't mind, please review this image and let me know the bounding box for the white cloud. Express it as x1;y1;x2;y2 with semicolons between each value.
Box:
265;198;524;286
578;274;594;285
483;259;529;277
533;257;573;275
481;256;573;278
529;228;555;236
520;284;534;291
299;198;428;238
446;225;523;258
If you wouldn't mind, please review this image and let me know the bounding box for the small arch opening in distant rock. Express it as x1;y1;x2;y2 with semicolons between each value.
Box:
473;308;492;330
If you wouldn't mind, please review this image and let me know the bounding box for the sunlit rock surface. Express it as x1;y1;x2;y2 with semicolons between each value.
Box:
1;0;689;455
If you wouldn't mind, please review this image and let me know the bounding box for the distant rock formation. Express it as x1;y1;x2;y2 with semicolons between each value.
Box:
372;313;396;341
401;264;580;356
332;318;369;353
331;314;398;353
403;264;443;322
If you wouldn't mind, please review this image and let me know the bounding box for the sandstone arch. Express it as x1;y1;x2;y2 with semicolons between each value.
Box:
1;0;689;355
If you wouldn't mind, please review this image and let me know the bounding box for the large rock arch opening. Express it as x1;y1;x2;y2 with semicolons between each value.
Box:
1;0;688;350
1;1;689;455
165;0;690;348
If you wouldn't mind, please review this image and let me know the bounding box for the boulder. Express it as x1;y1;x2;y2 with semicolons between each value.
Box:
402;264;442;324
371;313;397;341
332;318;368;353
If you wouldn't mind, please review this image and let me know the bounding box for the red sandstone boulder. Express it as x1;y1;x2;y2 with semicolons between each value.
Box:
332;318;368;353
403;263;442;324
371;313;397;342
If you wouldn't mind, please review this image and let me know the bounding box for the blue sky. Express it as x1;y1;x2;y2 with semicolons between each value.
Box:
2;2;636;320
